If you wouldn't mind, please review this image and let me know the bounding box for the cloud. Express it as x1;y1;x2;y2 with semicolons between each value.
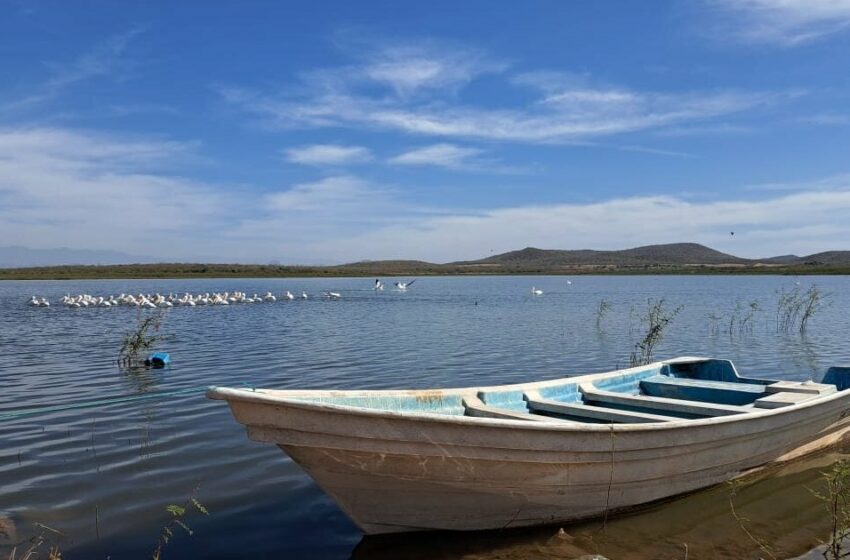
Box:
318;188;850;262
0;127;231;259
743;172;850;191
389;143;483;168
3;128;850;263
265;176;380;211
792;112;850;126
1;28;144;116
360;43;506;96
706;0;850;45
226;80;777;143
219;36;791;144
284;144;372;165
45;27;144;89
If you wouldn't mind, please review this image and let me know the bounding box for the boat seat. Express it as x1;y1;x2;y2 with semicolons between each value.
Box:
754;391;818;409
765;380;836;396
524;391;678;423
640;375;768;405
462;396;571;423
578;383;748;417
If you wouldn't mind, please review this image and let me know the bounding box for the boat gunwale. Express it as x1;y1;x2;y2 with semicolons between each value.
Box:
207;357;850;434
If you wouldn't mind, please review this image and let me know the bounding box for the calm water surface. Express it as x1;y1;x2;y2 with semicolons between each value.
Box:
1;275;849;559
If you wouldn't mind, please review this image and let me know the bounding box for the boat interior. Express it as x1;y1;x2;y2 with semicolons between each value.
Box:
287;359;850;425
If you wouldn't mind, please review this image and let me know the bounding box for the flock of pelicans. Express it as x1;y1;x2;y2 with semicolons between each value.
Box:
26;279;554;309
26;279;426;308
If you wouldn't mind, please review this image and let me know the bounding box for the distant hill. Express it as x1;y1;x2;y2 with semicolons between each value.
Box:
0;246;156;268
3;242;850;279
454;243;750;268
760;254;801;264
799;251;850;265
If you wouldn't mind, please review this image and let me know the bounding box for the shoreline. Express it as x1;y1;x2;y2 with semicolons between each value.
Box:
2;263;850;280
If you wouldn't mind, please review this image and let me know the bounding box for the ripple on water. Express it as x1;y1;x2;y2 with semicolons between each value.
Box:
2;275;849;559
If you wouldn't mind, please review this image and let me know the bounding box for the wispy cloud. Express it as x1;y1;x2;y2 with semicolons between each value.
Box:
319;187;850;262
390;143;483;169
284;144;372;165
0;127;230;258
3;127;849;263
359;43;506;97
653;123;756;137
45;27;144;89
792;112;850;126
1;28;144;116
265;176;379;211
743;172;850;191
223;57;779;143
706;0;850;46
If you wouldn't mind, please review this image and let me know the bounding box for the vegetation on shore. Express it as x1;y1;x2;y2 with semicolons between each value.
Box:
3;243;850;280
3;260;850;280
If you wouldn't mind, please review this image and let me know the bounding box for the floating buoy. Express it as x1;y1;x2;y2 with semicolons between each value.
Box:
146;352;171;369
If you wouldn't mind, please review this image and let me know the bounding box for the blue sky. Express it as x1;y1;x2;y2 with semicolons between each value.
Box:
2;0;850;263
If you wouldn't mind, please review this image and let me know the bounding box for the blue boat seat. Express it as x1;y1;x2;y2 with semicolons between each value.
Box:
462;395;574;423
579;383;748;417
524;391;678;423
640;375;768;405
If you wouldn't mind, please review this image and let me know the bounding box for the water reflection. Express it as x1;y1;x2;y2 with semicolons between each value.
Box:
352;442;850;560
2;275;849;559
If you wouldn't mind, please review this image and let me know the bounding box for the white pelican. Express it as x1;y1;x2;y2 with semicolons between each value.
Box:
324;291;342;299
28;296;39;306
531;287;543;296
301;291;308;299
284;290;295;301
264;292;276;302
394;279;416;290
374;279;384;291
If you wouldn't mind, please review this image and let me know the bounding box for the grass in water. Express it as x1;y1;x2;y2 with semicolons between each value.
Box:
152;490;209;560
117;310;169;368
776;284;829;334
629;298;682;367
596;299;613;329
812;459;850;560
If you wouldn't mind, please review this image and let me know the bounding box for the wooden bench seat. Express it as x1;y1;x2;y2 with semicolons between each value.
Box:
579;383;748;417
524;391;678;423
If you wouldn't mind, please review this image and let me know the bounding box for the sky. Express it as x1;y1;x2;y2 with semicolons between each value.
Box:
2;0;850;264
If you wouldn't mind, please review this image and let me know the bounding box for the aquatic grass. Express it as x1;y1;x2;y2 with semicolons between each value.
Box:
776;285;804;333
117;310;169;368
629;299;683;367
800;285;828;334
5;524;63;560
3;492;208;560
775;284;828;334
151;490;209;560
595;299;613;330
811;459;850;560
737;300;760;334
707;312;724;335
728;480;776;560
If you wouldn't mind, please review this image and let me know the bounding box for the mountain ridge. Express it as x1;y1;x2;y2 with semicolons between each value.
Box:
3;242;850;279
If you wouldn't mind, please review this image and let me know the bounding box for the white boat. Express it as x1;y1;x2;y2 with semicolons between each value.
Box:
207;357;850;535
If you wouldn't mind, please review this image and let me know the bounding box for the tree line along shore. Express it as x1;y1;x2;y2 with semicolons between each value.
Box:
2;261;850;280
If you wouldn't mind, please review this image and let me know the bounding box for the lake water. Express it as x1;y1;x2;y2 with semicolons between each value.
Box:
1;275;849;559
